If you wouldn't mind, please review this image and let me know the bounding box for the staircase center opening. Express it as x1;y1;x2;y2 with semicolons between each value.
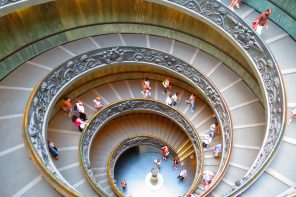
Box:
114;144;196;197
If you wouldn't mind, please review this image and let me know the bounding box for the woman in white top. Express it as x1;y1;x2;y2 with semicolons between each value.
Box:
166;94;173;106
202;134;213;148
172;93;179;107
178;169;187;180
75;101;87;121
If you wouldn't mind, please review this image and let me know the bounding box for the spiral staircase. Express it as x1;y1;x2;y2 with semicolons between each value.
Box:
0;0;295;197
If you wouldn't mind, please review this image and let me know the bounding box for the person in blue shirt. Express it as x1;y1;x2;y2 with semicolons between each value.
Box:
48;141;59;160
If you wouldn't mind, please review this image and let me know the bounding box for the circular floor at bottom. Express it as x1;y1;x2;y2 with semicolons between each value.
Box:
114;148;196;197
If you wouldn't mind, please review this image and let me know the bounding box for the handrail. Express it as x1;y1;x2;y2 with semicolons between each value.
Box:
79;99;204;196
0;0;21;7
147;0;286;195
23;46;232;196
107;135;180;197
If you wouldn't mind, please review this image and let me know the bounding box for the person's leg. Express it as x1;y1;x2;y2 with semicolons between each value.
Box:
49;146;59;158
190;101;195;112
78;126;83;132
163;87;167;94
256;25;263;35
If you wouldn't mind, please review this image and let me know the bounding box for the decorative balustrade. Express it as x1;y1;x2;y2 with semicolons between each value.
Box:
80;99;203;195
24;46;232;196
0;0;21;7
148;0;285;195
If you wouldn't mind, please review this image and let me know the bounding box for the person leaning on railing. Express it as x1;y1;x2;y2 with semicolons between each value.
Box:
71;115;88;132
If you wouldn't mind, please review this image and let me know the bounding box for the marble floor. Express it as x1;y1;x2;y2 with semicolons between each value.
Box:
114;147;197;197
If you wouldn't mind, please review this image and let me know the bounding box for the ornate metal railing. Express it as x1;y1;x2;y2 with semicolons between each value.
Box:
0;0;21;7
80;99;204;196
108;135;179;196
24;46;232;196
146;0;286;195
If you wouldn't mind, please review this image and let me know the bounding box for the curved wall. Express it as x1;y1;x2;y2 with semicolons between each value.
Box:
0;0;253;80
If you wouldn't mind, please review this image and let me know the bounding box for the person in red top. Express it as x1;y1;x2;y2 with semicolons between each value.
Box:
71;115;88;132
162;145;169;160
252;8;272;35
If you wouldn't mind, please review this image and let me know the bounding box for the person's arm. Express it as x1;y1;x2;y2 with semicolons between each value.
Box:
78;119;88;125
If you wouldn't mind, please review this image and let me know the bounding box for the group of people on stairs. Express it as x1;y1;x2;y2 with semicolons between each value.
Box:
47;79;223;196
141;77;196;112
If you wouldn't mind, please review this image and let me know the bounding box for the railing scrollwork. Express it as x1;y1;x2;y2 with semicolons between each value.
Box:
148;0;285;195
0;0;21;7
80;99;203;196
24;46;232;196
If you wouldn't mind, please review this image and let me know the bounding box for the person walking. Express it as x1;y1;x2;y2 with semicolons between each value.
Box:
154;159;161;169
178;169;187;181
166;94;173;106
252;8;272;35
75;101;88;121
172;92;179;107
121;179;127;190
61;97;72;116
141;78;151;94
208;124;216;138
71;115;88;132
173;157;179;170
202;170;215;190
162;78;170;94
185;94;196;112
145;89;151;98
162;145;169;160
93;97;103;110
213;144;222;158
202;134;213;148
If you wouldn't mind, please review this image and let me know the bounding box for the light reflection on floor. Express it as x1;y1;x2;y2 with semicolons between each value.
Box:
114;148;196;197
